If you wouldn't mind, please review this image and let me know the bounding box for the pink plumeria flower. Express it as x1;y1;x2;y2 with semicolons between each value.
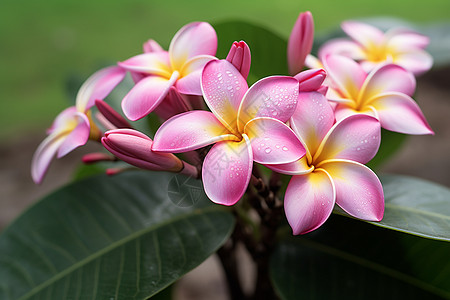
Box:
152;60;306;205
118;22;218;121
323;55;433;135
319;21;433;75
31;66;126;184
287;11;314;76
267;91;384;234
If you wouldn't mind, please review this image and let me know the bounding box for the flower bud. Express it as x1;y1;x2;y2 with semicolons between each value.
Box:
226;41;251;79
95;100;132;129
288;11;314;75
294;68;326;92
102;129;183;172
143;39;164;53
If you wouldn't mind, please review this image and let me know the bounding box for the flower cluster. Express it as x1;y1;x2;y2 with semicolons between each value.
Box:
32;12;433;235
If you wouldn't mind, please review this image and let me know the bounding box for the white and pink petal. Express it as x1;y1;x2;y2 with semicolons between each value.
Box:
76;66;127;112
152;110;239;153
244;117;305;164
290;91;335;156
284;169;336;235
314;114;381;165
202;136;253;206
56;112;90;158
320;159;384;221
121;73;178;121
201;60;248;134
169;22;217;70
369;92;434;135
237;76;299;131
118;52;172;78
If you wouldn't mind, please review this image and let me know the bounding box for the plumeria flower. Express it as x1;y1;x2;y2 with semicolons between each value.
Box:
118;22;218;121
152;60;305;205
323;55;433;135
287;11;314;76
31;66;126;184
318;21;433;75
267;91;384;234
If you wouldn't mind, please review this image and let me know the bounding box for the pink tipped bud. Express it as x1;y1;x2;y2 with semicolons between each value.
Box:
288;11;314;76
82;152;115;164
95;100;131;129
294;68;326;91
106;168;126;176
226;41;251;79
143;39;164;53
102;129;183;172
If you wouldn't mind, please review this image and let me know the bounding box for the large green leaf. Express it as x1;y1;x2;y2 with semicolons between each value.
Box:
0;171;234;299
214;20;289;84
333;175;450;241
270;215;450;300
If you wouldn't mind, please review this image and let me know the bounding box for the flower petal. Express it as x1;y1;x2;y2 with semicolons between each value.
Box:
386;29;430;52
265;156;313;175
57;112;90;158
152;110;238;153
176;55;217;95
201;60;248;135
143;39;165;53
334;104;378;122
290;91;334;156
202;135;252;206
370;92;434;135
153;87;191;120
31;130;68;184
226;41;251;79
318;38;365;61
169;22;217;70
76;66;126;112
121;73;178;121
237;76;299;132
284;169;336;235
320;159;384;221
244;117;305;164
394;50;433;76
360;64;416;103
118;52;172;78
341;21;384;50
287;11;314;75
314;114;381;165
294;69;326;92
323;55;367;100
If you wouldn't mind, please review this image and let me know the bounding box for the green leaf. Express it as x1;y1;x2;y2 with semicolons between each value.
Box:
270;215;450;300
374;174;450;241
0;171;234;299
333;174;450;242
214;20;289;84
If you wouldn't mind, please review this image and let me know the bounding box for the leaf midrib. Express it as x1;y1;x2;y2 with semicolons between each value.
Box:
18;205;222;300
297;238;450;299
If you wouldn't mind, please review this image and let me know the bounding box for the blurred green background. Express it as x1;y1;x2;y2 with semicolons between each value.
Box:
1;0;449;142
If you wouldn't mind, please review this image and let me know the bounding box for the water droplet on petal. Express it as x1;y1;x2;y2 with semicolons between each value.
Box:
282;146;289;151
265;148;272;154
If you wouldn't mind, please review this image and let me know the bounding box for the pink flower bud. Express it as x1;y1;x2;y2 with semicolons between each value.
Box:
294;68;326;91
143;39;164;53
102;129;183;172
82;152;115;164
288;11;314;76
226;41;251;79
95;100;132;129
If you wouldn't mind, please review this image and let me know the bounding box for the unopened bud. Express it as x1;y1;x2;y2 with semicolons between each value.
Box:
288;11;314;75
102;129;183;172
226;41;251;79
294;69;326;92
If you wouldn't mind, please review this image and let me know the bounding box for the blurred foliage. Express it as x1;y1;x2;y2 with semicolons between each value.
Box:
1;0;450;140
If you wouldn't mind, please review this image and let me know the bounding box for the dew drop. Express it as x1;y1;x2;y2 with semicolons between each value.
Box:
265;148;272;154
282;146;289;151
